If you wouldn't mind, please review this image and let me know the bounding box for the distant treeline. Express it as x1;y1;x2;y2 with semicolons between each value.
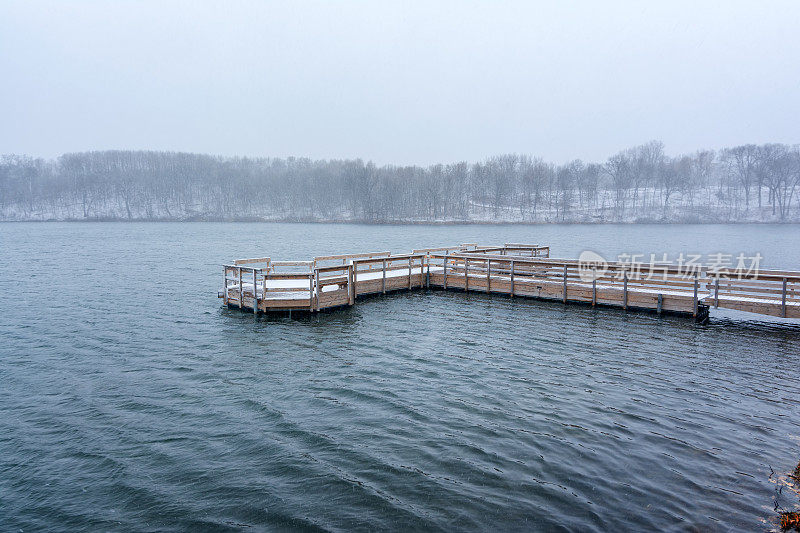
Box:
1;141;799;222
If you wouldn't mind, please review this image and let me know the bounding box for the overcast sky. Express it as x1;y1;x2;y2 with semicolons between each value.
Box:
1;1;798;165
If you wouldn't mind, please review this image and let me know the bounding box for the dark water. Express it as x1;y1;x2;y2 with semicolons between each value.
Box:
1;223;799;532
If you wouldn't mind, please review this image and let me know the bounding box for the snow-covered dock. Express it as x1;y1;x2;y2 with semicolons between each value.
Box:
219;243;799;322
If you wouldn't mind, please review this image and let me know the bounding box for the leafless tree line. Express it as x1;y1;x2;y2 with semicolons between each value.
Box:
1;141;799;222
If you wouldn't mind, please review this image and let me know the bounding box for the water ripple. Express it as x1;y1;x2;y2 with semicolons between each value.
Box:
2;223;800;531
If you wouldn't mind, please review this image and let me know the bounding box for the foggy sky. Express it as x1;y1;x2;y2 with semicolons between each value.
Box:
2;1;799;165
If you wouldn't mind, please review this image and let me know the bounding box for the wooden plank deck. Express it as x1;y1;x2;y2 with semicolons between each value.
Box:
219;243;800;322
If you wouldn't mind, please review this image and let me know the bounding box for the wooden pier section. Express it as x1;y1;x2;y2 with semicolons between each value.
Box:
220;243;800;322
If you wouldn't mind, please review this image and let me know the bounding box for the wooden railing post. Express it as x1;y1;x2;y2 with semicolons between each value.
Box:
486;259;491;292
592;273;597;307
510;260;515;297
237;267;243;309
223;266;228;305
692;273;698;318
355;260;362;295
408;257;412;289
382;259;387;293
465;257;469;292
253;268;258;315
308;273;314;312
562;264;568;303
623;271;628;310
315;269;320;311
263;268;270;308
348;264;354;306
714;277;720;308
443;251;449;289
426;255;430;289
782;277;788;318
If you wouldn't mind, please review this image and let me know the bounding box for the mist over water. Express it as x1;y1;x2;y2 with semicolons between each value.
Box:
1;223;799;531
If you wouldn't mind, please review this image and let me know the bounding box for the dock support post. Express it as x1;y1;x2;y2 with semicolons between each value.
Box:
693;274;698;318
253;269;258;315
408;257;412;290
782;277;787;318
696;305;709;325
592;276;597;307
238;267;243;309
714;277;719;308
443;251;448;289
486;259;491;292
382;259;386;294
465;257;469;293
510;260;515;298
657;293;663;315
562;264;568;303
623;272;628;310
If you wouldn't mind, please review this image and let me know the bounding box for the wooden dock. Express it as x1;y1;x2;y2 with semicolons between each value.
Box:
219;243;800;322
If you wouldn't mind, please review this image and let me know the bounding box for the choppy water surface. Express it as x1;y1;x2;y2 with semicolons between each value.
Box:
1;223;799;531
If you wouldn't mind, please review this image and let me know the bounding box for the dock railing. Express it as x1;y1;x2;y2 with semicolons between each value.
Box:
350;253;427;296
223;264;262;313
221;243;799;320
313;251;391;269
313;264;354;310
706;268;800;318
428;252;710;317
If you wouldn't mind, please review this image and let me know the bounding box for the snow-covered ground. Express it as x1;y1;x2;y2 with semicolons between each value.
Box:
1;186;797;223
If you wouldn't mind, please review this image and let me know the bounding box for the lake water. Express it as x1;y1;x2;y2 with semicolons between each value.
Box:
1;223;799;531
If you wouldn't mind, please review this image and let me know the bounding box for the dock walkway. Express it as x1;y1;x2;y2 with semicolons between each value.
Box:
220;243;800;322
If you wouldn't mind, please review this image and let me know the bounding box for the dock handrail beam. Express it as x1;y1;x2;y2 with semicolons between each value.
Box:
234;257;271;267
